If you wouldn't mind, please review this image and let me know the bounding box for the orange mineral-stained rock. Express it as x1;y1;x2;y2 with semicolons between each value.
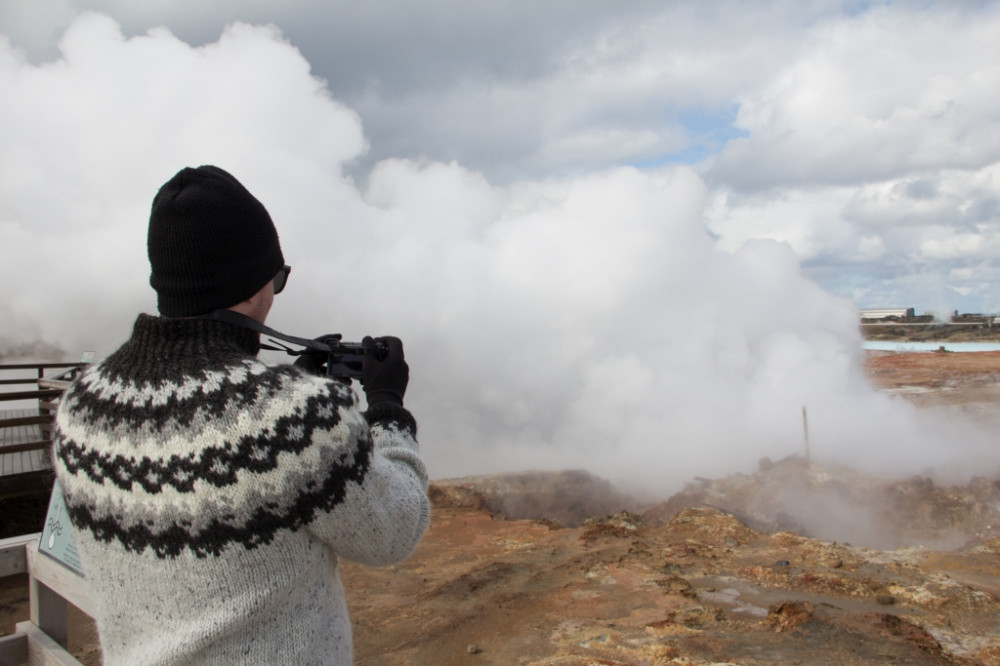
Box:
342;475;1000;664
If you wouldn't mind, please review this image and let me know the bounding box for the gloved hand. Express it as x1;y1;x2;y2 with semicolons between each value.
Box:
361;336;408;407
293;350;325;375
293;335;341;377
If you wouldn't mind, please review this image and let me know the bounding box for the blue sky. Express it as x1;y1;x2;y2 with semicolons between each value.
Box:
2;0;999;485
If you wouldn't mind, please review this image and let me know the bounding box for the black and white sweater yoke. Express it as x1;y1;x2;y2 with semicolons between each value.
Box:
52;314;430;665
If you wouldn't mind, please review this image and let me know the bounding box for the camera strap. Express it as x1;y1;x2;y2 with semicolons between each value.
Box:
194;310;334;354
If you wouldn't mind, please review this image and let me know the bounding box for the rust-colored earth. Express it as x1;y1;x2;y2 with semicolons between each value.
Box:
866;349;1000;390
3;350;1000;665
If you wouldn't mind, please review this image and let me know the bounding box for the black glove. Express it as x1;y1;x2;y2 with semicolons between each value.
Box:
293;335;340;377
361;336;408;407
293;351;324;375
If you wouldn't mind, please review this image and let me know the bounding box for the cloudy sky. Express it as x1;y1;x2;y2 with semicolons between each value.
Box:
2;0;999;492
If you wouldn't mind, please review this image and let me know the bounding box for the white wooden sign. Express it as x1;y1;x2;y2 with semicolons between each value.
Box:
38;480;85;577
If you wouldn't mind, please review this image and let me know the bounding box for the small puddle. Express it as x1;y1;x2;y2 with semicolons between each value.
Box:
697;587;769;617
689;576;920;618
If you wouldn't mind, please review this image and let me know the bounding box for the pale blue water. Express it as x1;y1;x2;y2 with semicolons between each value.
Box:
862;340;1000;353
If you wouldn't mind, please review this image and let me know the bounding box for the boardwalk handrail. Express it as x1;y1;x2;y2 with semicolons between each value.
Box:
0;363;86;369
0;363;87;387
0;362;92;663
0;362;87;412
0;388;65;402
1;361;88;496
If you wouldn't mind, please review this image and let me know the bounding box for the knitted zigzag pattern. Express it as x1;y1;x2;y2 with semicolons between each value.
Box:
53;318;377;559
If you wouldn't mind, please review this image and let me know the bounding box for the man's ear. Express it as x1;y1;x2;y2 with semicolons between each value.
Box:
228;294;257;315
227;281;273;323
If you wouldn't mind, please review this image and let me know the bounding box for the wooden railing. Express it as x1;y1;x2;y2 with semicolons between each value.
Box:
1;363;93;665
1;363;87;500
0;363;87;424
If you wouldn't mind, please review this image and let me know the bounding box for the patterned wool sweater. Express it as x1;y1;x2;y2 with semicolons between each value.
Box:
52;314;430;666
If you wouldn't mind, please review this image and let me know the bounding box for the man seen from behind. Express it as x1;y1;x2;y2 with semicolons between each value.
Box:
52;165;431;665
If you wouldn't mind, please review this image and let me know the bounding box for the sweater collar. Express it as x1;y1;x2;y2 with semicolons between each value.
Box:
129;312;262;359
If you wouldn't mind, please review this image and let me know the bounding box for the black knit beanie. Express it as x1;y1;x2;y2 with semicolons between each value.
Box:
148;165;285;317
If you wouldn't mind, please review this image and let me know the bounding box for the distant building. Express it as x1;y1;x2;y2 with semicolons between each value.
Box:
951;312;995;325
860;307;915;320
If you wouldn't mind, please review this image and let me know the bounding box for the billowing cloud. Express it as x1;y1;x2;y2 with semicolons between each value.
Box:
709;3;1000;191
0;12;366;351
2;14;997;494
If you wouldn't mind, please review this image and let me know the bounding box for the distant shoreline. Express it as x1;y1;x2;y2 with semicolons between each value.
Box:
860;323;1000;342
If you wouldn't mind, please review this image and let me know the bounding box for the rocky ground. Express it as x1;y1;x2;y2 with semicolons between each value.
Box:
862;323;1000;342
344;349;1000;665
344;497;1000;665
3;347;1000;665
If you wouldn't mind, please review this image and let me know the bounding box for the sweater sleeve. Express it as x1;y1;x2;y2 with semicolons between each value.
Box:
306;397;431;566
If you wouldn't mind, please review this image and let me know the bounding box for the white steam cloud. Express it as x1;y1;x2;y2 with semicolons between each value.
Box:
2;14;997;493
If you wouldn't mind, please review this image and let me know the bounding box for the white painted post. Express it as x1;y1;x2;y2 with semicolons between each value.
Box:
802;405;810;461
